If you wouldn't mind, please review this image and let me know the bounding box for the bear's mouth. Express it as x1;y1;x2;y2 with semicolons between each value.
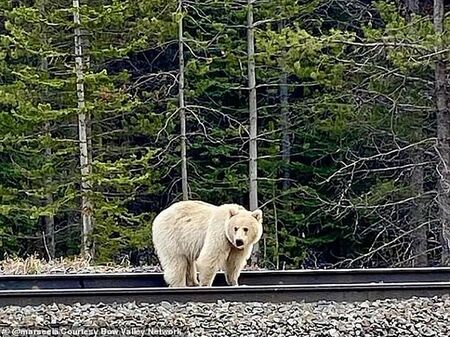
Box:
234;239;244;249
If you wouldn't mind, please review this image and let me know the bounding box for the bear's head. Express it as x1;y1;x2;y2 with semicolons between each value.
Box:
226;208;263;250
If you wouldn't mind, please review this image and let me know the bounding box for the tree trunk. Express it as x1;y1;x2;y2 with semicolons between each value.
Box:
179;0;188;201
43;122;55;259
405;0;427;267
73;0;93;258
409;158;427;266
280;74;290;191
247;0;259;264
433;0;450;265
39;0;55;259
405;0;419;15
279;20;291;191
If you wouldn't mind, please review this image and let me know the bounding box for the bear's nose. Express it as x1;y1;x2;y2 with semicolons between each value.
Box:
235;239;244;247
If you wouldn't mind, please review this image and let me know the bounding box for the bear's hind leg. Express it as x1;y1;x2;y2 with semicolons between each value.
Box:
163;256;188;287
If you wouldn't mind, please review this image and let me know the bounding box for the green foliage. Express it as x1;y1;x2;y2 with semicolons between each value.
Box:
0;0;445;268
0;0;171;261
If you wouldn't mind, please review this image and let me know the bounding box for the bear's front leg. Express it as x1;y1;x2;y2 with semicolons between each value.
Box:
186;260;199;286
224;272;238;286
196;259;217;287
225;245;252;286
196;240;229;287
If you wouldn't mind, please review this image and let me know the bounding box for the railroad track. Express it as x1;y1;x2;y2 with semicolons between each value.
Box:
1;268;450;306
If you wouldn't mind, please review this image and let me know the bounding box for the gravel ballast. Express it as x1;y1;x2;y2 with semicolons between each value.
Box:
0;296;449;337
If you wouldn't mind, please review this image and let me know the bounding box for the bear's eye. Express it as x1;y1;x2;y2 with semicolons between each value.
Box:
243;228;248;233
234;227;238;231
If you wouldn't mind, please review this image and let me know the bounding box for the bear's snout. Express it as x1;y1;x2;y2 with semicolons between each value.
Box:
235;239;244;247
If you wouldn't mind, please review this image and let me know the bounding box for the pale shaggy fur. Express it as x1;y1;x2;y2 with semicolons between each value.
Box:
152;200;263;287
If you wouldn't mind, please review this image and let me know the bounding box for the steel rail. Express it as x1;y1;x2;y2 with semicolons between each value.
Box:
1;267;450;290
1;281;450;306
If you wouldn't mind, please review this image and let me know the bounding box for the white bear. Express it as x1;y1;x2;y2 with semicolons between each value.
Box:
152;200;263;287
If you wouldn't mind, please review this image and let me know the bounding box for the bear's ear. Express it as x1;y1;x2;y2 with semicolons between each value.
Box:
251;209;263;222
229;208;239;217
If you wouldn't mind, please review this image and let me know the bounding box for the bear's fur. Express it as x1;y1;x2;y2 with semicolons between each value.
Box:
152;200;263;287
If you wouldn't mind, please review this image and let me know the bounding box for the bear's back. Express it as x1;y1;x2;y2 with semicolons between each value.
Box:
152;201;217;259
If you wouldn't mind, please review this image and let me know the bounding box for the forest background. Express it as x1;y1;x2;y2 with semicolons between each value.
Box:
0;0;449;269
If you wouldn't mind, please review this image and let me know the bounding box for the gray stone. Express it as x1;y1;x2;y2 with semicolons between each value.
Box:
0;296;448;336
